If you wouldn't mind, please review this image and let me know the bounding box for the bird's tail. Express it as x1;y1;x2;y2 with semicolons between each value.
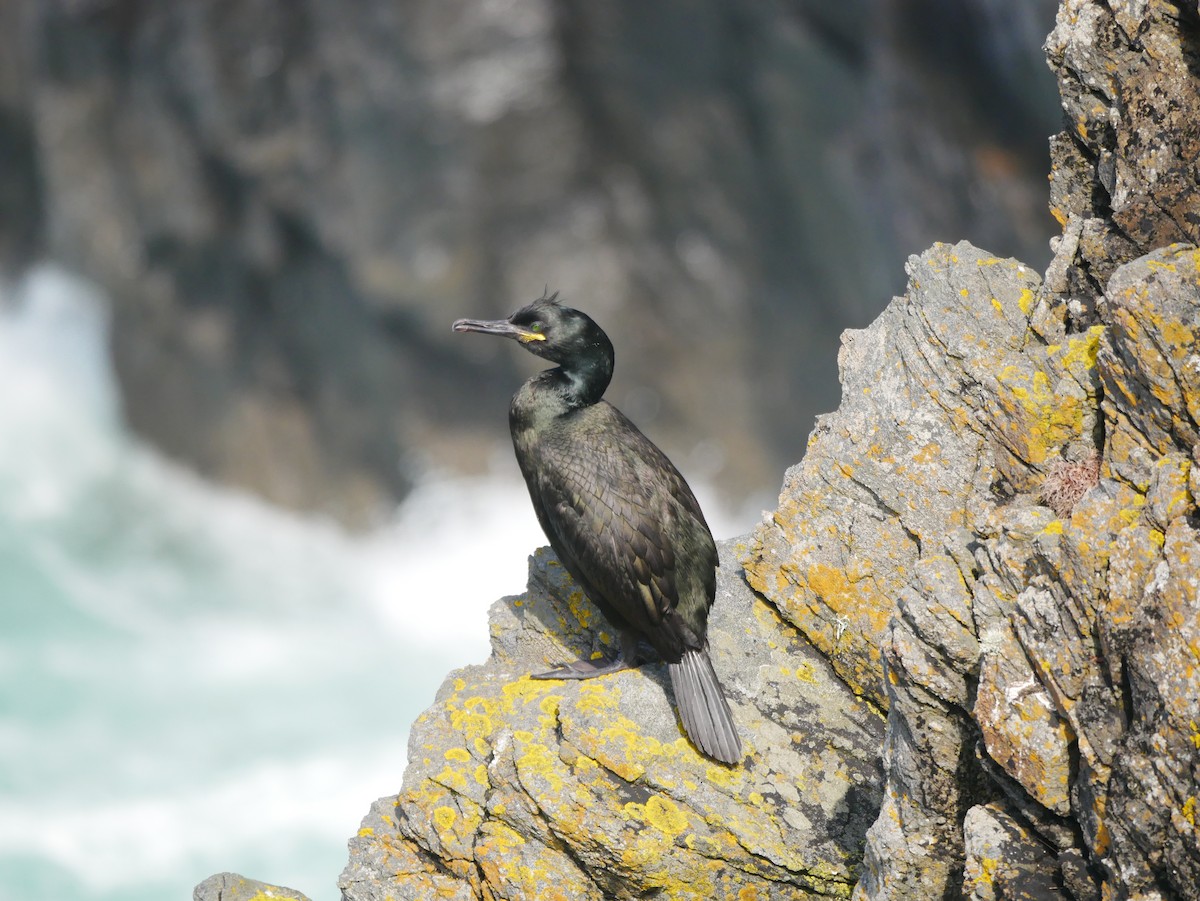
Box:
668;646;742;764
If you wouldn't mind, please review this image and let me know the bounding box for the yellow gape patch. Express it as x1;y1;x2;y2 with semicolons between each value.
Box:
518;332;547;343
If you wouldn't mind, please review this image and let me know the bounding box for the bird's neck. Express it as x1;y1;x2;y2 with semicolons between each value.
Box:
553;352;613;410
510;356;612;432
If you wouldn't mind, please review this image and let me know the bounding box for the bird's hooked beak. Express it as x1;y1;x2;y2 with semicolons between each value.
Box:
452;317;546;344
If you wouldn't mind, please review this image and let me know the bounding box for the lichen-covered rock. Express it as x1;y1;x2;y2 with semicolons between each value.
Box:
193;872;312;901
338;541;885;901
1044;0;1200;313
335;2;1200;891
742;229;1199;901
1101;244;1200;482
962;804;1066;901
743;242;1043;710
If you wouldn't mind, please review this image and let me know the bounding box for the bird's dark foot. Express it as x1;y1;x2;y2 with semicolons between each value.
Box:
530;656;634;680
530;630;641;680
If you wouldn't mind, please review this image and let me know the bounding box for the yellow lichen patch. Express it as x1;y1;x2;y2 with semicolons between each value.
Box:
705;764;743;789
993;365;1081;466
1018;287;1035;315
575;681;620;716
434;765;469;792
434;805;457;834
977;856;999;886
444;747;471;763
794;662;817;683
1146;258;1178;273
1161;317;1195;352
357;826;375;837
477;822;592;900
1054;325;1103;375
912;441;941;465
515;740;566;794
645;794;689;838
405;775;460;820
1117;506;1142;528
866;442;895;464
564;587;595;627
502;676;557;706
592;715;675;782
806;563;892;635
619;800;705;881
449;704;495;744
537;693;565;731
1184;796;1197;826
474;764;490;787
1040;520;1064;536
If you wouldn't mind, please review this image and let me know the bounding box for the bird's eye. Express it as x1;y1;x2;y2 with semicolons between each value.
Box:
529;322;543;332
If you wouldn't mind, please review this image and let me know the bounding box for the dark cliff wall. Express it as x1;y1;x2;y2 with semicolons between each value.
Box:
0;0;1058;525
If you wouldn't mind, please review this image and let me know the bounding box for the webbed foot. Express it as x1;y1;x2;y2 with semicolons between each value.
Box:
529;629;641;681
530;656;635;680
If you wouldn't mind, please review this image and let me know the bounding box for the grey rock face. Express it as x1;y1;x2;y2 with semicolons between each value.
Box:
962;804;1068;901
1044;0;1200;318
747;234;1200;901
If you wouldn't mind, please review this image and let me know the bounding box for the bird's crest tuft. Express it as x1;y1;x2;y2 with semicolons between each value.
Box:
534;287;561;307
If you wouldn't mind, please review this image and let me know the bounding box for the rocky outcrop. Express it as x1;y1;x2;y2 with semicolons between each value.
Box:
743;0;1200;896
0;0;1058;525
1044;0;1200;319
744;240;1101;899
338;542;884;900
193;872;311;901
336;0;1200;878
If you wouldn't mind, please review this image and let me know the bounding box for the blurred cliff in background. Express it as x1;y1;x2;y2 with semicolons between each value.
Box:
0;0;1060;527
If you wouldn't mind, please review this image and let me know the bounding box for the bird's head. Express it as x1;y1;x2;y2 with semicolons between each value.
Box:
453;292;614;370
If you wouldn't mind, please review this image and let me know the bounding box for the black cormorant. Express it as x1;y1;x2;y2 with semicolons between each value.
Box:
453;293;742;764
